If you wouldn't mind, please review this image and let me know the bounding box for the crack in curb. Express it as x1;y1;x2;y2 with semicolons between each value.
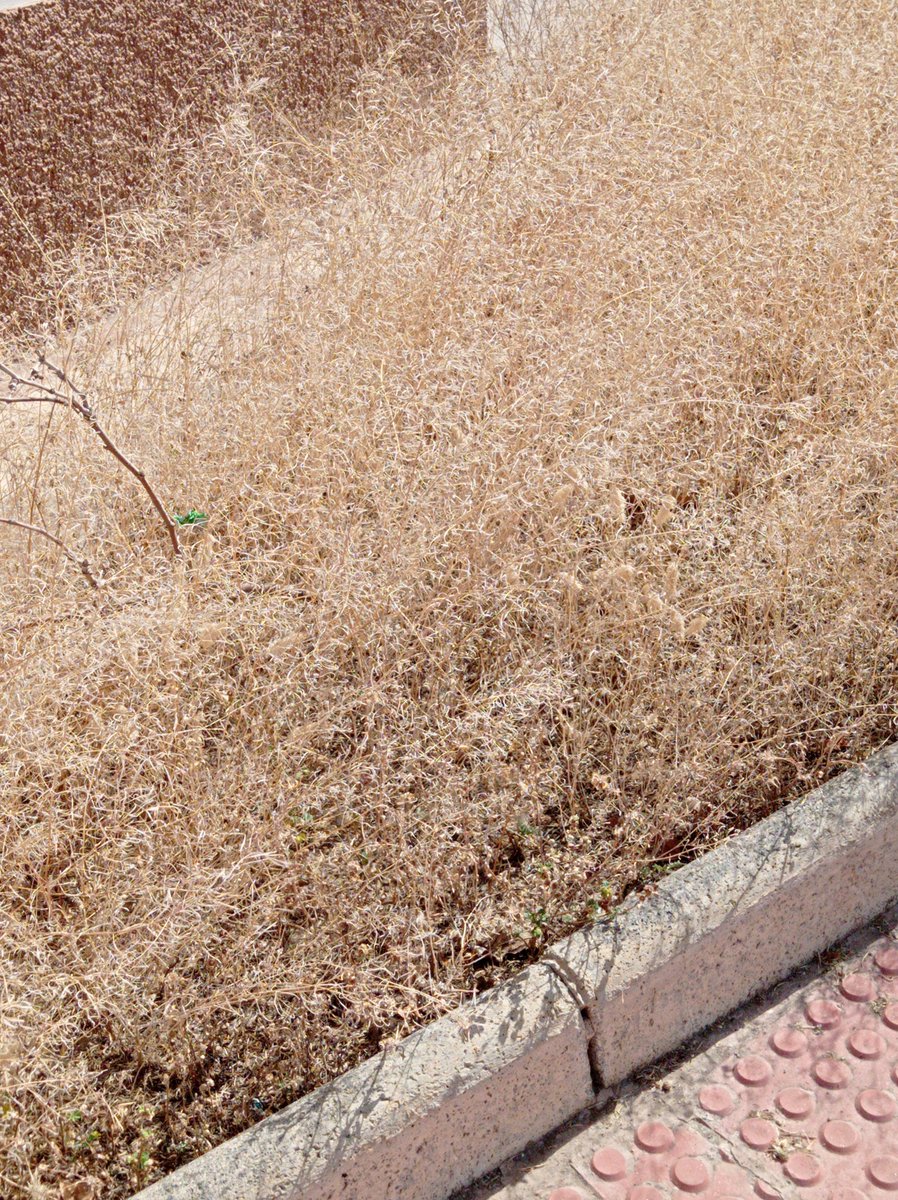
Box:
542;951;606;1096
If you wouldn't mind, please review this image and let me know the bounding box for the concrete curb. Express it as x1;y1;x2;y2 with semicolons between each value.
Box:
136;744;898;1200
552;741;898;1087
135;963;595;1200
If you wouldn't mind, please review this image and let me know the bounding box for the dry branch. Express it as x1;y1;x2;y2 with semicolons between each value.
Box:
0;516;100;588
0;359;181;556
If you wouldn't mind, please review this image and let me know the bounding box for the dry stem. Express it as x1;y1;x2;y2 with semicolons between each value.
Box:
0;517;100;588
0;360;181;557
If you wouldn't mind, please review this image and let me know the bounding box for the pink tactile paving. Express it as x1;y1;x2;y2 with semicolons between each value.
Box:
538;936;898;1200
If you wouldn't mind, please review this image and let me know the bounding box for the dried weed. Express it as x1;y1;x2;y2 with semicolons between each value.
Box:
2;0;898;1193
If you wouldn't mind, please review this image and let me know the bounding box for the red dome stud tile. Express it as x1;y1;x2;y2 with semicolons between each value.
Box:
670;1156;710;1193
857;1088;897;1122
770;1026;808;1058
882;1001;898;1030
783;1152;822;1187
548;1190;586;1200
819;1118;860;1154
868;1155;898;1191
733;1056;773;1087
874;945;898;977
805;998;842;1028
699;1084;737;1115
754;1183;782;1199
777;1086;815;1119
635;1120;675;1153
847;1028;885;1059
739;1117;777;1150
812;1057;851;1088
841;972;876;1002
592;1146;627;1181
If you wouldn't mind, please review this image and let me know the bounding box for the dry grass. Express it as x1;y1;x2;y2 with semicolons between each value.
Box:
3;0;898;1194
0;0;468;333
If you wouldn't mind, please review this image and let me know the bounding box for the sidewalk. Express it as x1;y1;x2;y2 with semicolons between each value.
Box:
466;912;898;1200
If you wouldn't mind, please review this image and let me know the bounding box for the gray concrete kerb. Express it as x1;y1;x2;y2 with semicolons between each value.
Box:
550;741;898;1089
135;962;594;1200
136;743;898;1200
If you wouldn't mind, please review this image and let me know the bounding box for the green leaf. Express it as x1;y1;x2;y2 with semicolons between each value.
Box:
173;508;208;527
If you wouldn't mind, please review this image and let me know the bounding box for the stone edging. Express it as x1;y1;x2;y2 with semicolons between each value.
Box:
136;743;898;1199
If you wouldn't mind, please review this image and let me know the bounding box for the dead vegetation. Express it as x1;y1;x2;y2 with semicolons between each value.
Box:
3;0;898;1194
0;0;471;333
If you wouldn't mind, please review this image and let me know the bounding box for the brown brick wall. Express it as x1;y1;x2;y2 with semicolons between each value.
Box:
0;0;482;329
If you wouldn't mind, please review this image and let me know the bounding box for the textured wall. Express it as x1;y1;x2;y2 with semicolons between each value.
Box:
0;0;480;328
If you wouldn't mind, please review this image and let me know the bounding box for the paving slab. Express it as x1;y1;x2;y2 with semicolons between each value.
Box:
464;909;898;1200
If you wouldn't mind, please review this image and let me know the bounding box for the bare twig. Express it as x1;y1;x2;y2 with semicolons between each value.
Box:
0;517;101;588
0;360;181;556
37;353;87;399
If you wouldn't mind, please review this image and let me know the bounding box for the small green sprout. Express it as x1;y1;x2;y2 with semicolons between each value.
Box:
73;1128;101;1154
525;907;548;942
587;881;618;919
129;1147;152;1172
173;508;208;527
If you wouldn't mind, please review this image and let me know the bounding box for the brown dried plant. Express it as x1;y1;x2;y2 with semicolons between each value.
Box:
0;517;100;589
2;0;898;1196
1;358;181;564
